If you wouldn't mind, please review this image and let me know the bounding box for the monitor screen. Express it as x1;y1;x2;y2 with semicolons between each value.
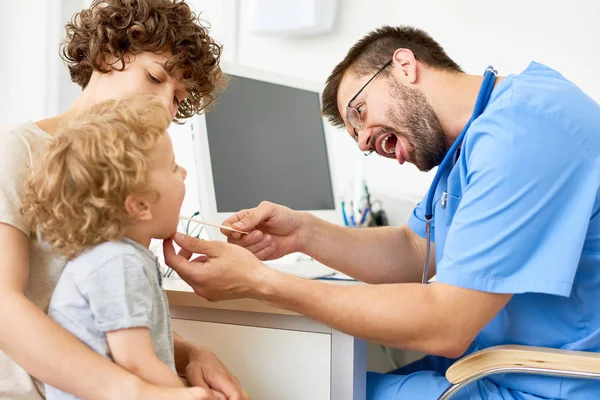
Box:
204;75;336;213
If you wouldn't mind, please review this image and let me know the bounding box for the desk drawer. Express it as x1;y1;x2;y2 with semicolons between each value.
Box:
172;318;331;400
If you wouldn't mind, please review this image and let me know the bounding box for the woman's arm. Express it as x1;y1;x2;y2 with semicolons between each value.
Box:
173;332;248;400
0;223;143;400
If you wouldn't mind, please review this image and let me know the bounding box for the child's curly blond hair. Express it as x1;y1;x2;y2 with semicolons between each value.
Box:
22;96;171;259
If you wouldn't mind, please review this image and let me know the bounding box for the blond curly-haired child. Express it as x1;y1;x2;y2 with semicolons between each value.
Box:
22;96;188;400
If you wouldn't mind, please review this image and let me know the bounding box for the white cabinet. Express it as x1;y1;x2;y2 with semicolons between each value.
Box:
166;279;366;400
172;318;332;400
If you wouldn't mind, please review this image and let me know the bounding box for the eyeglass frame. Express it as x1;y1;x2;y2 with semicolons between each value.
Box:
345;59;394;155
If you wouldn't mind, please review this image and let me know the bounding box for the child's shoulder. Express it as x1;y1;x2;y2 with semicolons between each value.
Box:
67;240;146;279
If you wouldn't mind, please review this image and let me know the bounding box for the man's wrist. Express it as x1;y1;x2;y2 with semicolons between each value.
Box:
296;211;316;255
252;262;283;302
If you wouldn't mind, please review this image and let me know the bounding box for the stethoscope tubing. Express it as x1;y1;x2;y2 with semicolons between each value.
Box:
421;66;498;284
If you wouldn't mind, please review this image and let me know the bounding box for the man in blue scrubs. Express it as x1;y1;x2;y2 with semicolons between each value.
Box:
165;26;600;399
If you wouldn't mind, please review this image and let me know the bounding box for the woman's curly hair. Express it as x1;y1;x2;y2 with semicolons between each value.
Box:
61;0;226;121
21;96;170;259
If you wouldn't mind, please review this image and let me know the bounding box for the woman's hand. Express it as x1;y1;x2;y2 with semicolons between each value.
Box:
185;346;250;400
134;381;227;400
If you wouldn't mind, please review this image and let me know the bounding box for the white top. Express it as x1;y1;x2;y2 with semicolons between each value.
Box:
0;121;61;400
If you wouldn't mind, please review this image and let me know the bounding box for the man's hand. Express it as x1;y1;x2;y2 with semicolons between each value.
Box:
163;234;272;301
221;201;307;261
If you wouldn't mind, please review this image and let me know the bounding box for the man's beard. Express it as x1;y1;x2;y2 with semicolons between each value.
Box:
385;80;446;172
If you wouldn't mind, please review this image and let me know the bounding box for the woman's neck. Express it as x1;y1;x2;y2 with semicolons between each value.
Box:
35;85;98;136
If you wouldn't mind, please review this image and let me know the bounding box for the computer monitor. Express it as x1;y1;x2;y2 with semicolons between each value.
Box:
190;64;340;239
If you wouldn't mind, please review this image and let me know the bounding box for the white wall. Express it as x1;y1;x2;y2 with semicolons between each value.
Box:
187;0;600;225
3;0;599;226
0;0;90;125
0;1;53;125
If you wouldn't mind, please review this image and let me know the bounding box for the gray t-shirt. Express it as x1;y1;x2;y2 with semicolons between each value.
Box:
45;238;174;400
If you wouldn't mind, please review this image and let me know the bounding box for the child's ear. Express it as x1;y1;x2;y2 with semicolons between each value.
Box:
124;194;153;221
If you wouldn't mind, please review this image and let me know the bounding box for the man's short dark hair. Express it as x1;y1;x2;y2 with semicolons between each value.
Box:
321;26;463;128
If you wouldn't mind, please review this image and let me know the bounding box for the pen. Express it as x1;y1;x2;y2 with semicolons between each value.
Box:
359;206;370;226
341;201;349;226
315;275;356;282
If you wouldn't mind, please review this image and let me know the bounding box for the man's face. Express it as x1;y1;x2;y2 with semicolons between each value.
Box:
338;68;447;171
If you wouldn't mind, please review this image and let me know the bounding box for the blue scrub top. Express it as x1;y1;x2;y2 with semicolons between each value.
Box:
408;62;600;399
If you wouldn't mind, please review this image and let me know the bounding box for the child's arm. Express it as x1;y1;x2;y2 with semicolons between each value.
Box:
74;252;185;388
107;327;184;388
0;224;150;400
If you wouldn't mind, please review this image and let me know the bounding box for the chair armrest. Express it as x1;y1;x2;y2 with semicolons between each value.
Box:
446;345;600;384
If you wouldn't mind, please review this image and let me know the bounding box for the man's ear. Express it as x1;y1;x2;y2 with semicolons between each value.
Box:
124;194;153;221
392;48;418;84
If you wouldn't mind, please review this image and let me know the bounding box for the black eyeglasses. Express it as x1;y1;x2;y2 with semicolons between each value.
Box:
346;59;393;156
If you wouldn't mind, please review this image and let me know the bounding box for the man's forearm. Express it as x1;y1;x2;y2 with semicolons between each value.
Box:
255;270;489;358
0;293;140;400
299;213;430;283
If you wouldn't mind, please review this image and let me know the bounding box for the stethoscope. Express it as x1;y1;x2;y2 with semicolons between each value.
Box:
421;66;498;284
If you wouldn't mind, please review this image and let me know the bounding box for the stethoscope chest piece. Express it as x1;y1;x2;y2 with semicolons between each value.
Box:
440;191;448;209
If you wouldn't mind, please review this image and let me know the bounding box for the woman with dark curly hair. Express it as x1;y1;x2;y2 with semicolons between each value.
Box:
0;1;243;400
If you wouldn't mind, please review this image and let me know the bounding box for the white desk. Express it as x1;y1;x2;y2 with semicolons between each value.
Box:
164;279;366;400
